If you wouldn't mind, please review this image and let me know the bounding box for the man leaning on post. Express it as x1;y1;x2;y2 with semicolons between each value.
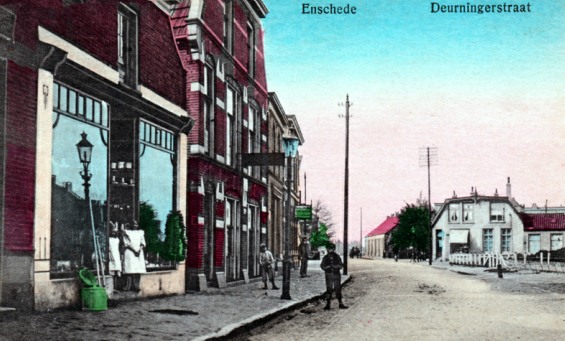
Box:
299;236;310;278
320;243;348;310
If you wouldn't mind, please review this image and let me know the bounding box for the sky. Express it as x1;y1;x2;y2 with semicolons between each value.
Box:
261;0;565;243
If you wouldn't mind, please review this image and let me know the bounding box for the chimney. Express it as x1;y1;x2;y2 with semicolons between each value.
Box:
470;187;474;196
494;189;499;197
64;182;72;192
506;177;512;198
452;191;457;198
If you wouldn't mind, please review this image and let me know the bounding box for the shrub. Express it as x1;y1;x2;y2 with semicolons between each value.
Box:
161;210;187;262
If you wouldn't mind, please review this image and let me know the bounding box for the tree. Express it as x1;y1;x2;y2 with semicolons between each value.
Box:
310;222;332;249
391;204;430;253
140;202;162;257
312;199;335;230
312;199;335;240
161;210;187;262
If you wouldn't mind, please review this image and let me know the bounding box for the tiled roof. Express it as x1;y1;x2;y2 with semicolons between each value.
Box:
521;213;565;231
366;216;399;237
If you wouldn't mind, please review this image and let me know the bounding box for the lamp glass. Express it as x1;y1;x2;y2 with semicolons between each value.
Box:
76;131;94;164
282;136;299;158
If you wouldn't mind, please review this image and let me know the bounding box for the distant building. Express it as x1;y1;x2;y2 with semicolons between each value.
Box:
432;178;565;261
520;213;565;254
365;216;399;258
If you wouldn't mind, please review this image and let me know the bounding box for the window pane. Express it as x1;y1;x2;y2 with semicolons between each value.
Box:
528;234;541;254
53;83;59;109
78;95;84;116
94;101;101;125
140;145;173;237
102;102;108;127
68;90;76;114
50;114;108;277
60;86;68;112
449;204;459;222
86;98;93;121
550;234;563;251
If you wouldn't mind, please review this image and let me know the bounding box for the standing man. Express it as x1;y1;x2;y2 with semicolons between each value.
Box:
259;244;279;290
299;236;310;278
320;243;348;310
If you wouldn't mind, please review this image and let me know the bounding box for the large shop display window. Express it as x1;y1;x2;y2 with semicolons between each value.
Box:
139;120;176;269
51;83;109;278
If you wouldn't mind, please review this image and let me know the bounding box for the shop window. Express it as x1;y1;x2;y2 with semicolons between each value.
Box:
51;83;109;278
482;228;493;252
448;203;459;223
501;228;512;252
490;203;505;222
139;120;175;269
118;3;138;88
528;234;541;254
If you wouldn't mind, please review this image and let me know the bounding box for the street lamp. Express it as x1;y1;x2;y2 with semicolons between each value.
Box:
76;131;94;202
281;134;300;300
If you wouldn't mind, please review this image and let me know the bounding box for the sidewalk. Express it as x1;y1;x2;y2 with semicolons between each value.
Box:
0;261;349;341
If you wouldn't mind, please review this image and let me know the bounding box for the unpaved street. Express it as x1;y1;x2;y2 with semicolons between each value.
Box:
237;259;565;341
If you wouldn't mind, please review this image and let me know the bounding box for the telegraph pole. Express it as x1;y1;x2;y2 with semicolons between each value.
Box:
419;146;438;266
339;95;352;275
360;207;362;256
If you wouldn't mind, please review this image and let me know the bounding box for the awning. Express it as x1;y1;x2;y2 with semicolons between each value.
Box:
449;229;469;244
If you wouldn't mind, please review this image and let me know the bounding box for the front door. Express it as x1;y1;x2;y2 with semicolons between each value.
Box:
225;198;240;281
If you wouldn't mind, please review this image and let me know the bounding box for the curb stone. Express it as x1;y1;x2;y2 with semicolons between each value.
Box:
195;275;352;341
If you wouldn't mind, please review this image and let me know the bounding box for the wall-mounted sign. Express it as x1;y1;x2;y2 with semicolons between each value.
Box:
295;205;312;220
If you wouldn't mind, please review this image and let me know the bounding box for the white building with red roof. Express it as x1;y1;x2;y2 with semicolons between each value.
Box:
364;216;399;259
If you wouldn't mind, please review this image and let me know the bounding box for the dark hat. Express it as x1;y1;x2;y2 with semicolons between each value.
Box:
327;243;336;250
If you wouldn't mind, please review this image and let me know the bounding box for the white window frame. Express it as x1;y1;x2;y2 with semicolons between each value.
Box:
490;203;505;222
448;203;459;223
462;203;473;223
550;233;563;251
501;228;512;253
483;228;494;252
528;234;541;254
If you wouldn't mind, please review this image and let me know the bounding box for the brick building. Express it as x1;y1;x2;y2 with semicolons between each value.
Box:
170;0;271;290
0;0;193;310
267;93;305;261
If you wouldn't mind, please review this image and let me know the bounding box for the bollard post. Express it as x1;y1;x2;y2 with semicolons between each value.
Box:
497;264;503;279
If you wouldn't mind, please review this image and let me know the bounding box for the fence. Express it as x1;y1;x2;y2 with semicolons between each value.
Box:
448;252;565;273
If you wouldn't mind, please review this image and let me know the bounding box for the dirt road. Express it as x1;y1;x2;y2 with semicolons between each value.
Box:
238;258;565;341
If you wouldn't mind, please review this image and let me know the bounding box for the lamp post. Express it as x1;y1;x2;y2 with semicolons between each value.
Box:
76;131;94;202
281;134;299;300
76;131;100;281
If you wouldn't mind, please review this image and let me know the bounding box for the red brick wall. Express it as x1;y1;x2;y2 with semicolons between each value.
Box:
214;228;224;267
181;41;202;144
5;0;185;107
138;4;186;107
4;62;37;252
